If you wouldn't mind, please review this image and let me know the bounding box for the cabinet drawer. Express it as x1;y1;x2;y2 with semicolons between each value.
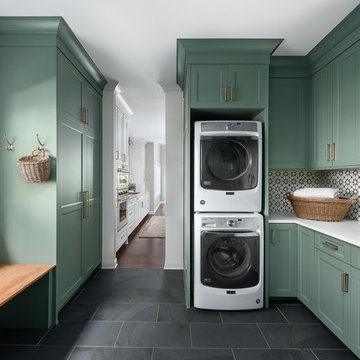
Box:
351;245;360;270
315;232;351;263
128;198;137;207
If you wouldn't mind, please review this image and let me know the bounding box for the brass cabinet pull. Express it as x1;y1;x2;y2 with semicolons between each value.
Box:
322;241;338;251
82;191;87;218
87;191;90;218
82;108;87;124
342;272;349;293
229;87;233;103
271;229;275;245
223;88;227;103
86;109;89;124
326;143;331;161
332;142;336;161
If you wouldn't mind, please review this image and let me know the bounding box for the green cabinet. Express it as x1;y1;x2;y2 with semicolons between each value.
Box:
314;248;351;344
269;224;297;297
310;41;360;169
269;78;307;169
351;266;360;358
297;226;315;309
57;52;102;308
190;64;267;108
309;63;333;169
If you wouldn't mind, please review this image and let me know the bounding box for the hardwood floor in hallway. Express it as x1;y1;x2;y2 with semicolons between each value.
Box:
116;204;165;268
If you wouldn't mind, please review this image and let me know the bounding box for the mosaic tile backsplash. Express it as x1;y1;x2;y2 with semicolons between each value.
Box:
269;169;360;220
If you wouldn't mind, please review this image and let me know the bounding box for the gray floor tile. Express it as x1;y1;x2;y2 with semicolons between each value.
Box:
58;302;99;321
191;323;268;348
41;321;122;346
94;269;183;281
233;349;316;360
0;345;73;360
0;329;47;345
74;287;132;303
153;348;234;360
93;303;158;321
69;346;152;360
259;324;346;349
276;304;321;324
158;304;221;323
131;289;185;303
313;349;359;359
220;305;287;324
116;322;190;347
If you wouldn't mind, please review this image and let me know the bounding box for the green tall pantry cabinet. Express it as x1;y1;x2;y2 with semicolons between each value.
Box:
0;17;106;324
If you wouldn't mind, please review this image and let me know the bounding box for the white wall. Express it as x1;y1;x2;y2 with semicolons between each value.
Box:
160;144;166;203
129;138;146;193
160;84;184;269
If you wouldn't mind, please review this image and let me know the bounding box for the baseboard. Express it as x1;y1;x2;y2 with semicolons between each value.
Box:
101;258;118;269
164;260;184;270
150;201;161;215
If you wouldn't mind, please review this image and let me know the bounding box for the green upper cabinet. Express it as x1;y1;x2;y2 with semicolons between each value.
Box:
269;78;307;169
190;64;267;108
269;224;297;297
310;41;360;169
83;82;102;134
332;41;360;168
314;248;351;345
297;226;315;310
309;63;333;169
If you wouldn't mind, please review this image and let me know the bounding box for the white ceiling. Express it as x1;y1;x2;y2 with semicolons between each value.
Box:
1;0;360;143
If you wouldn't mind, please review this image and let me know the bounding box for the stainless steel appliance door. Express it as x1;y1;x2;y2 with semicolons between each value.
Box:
117;198;128;231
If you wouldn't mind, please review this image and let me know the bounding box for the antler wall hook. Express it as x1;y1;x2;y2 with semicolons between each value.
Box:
36;133;45;152
3;133;14;151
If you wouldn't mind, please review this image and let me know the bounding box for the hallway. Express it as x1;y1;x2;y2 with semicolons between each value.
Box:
116;204;166;268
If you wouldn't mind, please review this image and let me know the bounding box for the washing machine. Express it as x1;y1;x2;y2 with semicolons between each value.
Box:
194;212;263;310
194;120;262;212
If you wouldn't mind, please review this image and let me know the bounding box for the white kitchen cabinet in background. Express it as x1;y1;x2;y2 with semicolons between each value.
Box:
127;193;150;237
115;106;129;166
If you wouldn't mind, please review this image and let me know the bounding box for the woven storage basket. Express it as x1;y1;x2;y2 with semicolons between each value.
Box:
286;192;357;222
17;149;51;183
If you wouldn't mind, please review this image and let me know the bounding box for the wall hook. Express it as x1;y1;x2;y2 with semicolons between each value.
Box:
36;134;45;152
3;133;14;151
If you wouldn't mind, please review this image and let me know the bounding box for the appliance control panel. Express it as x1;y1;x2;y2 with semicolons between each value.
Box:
201;217;259;230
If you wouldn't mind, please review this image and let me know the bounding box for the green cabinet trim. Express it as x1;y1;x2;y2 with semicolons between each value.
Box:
0;17;106;92
269;224;297;297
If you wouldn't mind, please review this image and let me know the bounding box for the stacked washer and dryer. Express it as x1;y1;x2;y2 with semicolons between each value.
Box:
193;120;264;310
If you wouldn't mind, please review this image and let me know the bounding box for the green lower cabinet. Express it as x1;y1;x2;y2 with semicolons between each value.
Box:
351;266;360;357
297;226;315;309
269;224;297;297
314;248;351;345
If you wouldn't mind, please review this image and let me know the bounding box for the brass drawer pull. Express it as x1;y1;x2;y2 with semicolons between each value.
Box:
322;241;338;251
82;191;87;218
342;272;349;293
326;143;331;161
82;108;87;124
332;142;336;161
271;229;275;245
223;88;227;103
229;87;233;103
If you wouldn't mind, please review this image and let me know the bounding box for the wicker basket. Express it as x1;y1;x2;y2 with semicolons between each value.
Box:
286;192;357;222
17;149;51;183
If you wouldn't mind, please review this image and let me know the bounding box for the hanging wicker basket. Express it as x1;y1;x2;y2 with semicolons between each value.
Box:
17;148;51;183
286;192;357;222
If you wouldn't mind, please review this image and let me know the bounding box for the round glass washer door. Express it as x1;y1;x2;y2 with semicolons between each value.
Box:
207;236;252;278
206;140;250;181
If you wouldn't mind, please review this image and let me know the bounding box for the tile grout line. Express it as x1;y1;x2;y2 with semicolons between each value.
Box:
72;287;85;303
151;347;155;360
65;345;77;360
231;348;237;360
90;302;103;322
219;311;224;323
256;323;271;349
36;327;52;345
275;304;290;324
189;323;193;348
113;321;125;346
156;304;160;322
310;349;320;360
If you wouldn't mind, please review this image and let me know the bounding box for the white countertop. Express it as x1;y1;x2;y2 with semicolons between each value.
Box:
269;213;360;247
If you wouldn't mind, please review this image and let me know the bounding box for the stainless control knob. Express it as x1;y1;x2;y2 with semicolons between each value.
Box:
227;219;235;227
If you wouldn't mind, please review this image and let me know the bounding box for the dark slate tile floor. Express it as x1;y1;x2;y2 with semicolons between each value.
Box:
0;268;357;360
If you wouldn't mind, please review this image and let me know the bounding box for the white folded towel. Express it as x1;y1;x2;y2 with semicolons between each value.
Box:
293;188;339;199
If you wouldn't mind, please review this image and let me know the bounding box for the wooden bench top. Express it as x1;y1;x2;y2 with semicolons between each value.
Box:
0;264;55;307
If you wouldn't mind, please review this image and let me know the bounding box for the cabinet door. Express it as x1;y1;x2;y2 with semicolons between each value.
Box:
309;64;333;169
115;107;122;163
314;249;351;344
228;65;267;108
297;226;315;309
269;224;297;297
269;78;307;169
121;114;129;165
351;266;360;358
83;133;102;277
83;82;101;134
190;65;228;107
332;42;360;168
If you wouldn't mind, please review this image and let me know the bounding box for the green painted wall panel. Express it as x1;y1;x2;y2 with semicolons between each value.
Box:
0;46;57;264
